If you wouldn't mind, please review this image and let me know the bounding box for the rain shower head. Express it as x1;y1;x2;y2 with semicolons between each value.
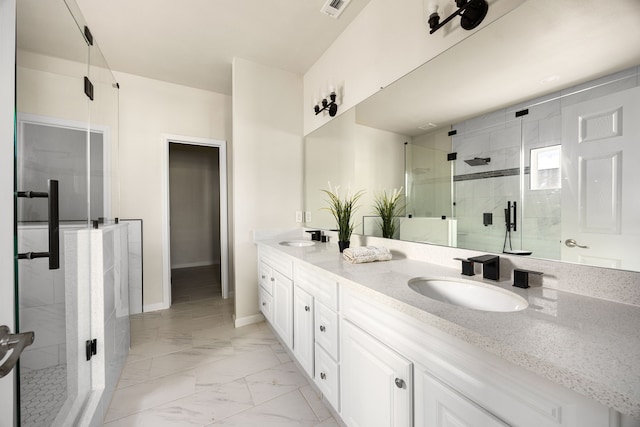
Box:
464;157;491;166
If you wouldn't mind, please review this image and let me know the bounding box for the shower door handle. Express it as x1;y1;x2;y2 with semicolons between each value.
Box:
17;179;59;269
0;325;35;378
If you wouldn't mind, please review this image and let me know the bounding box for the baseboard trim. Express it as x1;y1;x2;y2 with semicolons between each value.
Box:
234;313;264;328
143;301;170;312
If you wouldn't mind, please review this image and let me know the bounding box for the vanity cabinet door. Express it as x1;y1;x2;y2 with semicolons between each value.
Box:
293;286;314;377
340;320;412;427
272;269;293;349
417;370;509;427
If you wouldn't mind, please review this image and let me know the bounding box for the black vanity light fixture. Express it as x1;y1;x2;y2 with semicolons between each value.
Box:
314;90;338;117
426;0;489;35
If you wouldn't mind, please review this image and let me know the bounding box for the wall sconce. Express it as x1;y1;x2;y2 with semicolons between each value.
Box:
314;85;338;117
426;0;488;35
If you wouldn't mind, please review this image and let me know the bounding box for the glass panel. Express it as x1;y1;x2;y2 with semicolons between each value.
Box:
451;119;523;254
15;0;92;425
88;37;120;223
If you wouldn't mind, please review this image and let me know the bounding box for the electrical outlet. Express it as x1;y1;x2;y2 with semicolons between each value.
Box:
305;211;312;222
295;211;303;223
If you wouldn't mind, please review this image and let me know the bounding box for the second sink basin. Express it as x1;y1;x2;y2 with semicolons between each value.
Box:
408;278;528;312
279;240;316;247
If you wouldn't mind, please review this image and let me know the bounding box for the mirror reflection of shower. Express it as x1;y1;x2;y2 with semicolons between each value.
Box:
403;132;457;246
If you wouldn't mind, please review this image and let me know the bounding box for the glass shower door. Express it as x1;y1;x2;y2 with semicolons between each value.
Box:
15;0;93;425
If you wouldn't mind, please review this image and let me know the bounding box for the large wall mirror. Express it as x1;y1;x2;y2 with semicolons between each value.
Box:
304;0;640;272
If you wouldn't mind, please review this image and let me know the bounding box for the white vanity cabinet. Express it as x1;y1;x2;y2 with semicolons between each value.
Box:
257;246;294;349
293;263;341;410
340;319;413;427
341;285;611;427
257;244;619;427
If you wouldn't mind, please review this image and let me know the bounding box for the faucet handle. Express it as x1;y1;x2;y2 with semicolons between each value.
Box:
513;269;543;289
305;230;321;241
454;258;475;276
467;255;500;281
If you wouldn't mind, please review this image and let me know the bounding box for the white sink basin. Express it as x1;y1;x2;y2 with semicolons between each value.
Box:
408;278;528;312
279;240;316;247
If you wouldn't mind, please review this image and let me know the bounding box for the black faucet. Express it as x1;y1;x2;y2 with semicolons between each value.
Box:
305;230;322;241
467;255;500;281
513;269;543;289
454;258;475;276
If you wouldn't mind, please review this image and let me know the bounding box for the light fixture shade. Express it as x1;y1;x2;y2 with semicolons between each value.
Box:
460;0;488;30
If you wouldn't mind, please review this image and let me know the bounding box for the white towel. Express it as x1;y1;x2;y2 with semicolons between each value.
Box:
343;246;392;264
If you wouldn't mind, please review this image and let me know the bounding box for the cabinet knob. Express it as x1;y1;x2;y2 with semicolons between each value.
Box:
304;305;310;312
320;372;326;380
262;302;266;306
270;277;275;282
395;378;405;389
261;275;266;279
319;325;326;332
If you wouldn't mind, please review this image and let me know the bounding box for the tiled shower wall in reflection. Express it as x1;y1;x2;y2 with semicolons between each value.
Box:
451;66;640;259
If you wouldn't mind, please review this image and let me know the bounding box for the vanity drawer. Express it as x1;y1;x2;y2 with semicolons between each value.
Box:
261;245;293;278
315;343;340;411
294;263;339;310
315;301;339;360
259;287;273;322
258;261;273;294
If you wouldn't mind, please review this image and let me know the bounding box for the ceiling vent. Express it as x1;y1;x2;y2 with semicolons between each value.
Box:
321;0;352;19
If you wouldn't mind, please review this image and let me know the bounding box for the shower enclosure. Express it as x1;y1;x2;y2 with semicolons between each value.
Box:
12;0;124;425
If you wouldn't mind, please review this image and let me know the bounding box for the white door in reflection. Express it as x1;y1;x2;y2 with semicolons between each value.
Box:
561;85;640;270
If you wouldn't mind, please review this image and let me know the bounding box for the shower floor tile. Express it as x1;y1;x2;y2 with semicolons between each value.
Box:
20;364;67;427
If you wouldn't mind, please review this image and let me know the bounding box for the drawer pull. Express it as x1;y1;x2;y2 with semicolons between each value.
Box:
304;305;310;312
261;275;266;279
320;372;327;380
319;325;326;332
395;378;405;389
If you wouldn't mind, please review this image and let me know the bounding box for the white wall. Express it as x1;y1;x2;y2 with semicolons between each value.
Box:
169;144;220;268
303;0;526;135
115;71;231;308
305;108;406;232
231;57;303;326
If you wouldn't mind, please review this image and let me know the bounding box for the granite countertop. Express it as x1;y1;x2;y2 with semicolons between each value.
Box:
256;237;640;420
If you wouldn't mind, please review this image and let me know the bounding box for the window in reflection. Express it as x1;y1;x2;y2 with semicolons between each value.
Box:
530;145;561;190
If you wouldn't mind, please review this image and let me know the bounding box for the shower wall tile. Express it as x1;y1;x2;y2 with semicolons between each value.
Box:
490;120;521;151
103;229;115;271
458;108;508;134
53;264;66;304
104;266;115;323
59;343;67;364
536;114;562;144
18;226;47;252
18;258;55;308
21;303;65;350
123;220;143;315
20;344;60;371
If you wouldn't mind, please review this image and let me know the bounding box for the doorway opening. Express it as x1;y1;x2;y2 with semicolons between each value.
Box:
162;135;230;309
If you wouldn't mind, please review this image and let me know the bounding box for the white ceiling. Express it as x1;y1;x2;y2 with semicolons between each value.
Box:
356;0;640;136
68;0;372;94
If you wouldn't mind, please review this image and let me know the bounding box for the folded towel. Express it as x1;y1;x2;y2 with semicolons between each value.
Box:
343;246;392;264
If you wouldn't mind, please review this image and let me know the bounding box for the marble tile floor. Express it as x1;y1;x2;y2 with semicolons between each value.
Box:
105;268;340;426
